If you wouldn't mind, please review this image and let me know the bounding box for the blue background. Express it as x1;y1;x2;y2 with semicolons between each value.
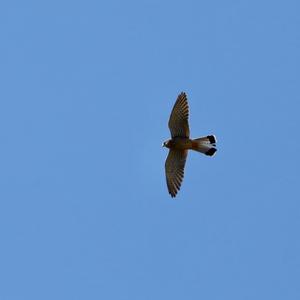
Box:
0;1;299;299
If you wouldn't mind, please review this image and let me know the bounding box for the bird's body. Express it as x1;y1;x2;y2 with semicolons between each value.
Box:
164;137;193;150
163;92;217;198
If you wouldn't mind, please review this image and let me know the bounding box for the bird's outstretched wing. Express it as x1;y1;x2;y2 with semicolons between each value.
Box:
165;149;188;198
168;92;190;138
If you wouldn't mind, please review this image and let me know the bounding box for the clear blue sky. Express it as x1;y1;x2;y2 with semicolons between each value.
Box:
0;1;299;299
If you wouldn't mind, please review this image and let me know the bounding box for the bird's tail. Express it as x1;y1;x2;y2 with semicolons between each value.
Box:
191;135;217;156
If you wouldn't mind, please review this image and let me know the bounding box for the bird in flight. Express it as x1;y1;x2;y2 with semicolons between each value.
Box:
163;92;217;198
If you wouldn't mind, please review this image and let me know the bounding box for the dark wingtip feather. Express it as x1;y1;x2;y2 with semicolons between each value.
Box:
170;191;177;198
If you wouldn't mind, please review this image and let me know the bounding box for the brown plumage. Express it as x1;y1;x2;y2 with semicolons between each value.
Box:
163;92;217;198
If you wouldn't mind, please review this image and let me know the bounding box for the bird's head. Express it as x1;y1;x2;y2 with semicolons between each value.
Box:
162;139;171;148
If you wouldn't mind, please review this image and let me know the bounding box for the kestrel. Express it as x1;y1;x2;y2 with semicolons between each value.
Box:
163;92;217;198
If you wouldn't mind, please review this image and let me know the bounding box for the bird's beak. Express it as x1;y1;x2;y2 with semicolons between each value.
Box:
162;143;165;147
